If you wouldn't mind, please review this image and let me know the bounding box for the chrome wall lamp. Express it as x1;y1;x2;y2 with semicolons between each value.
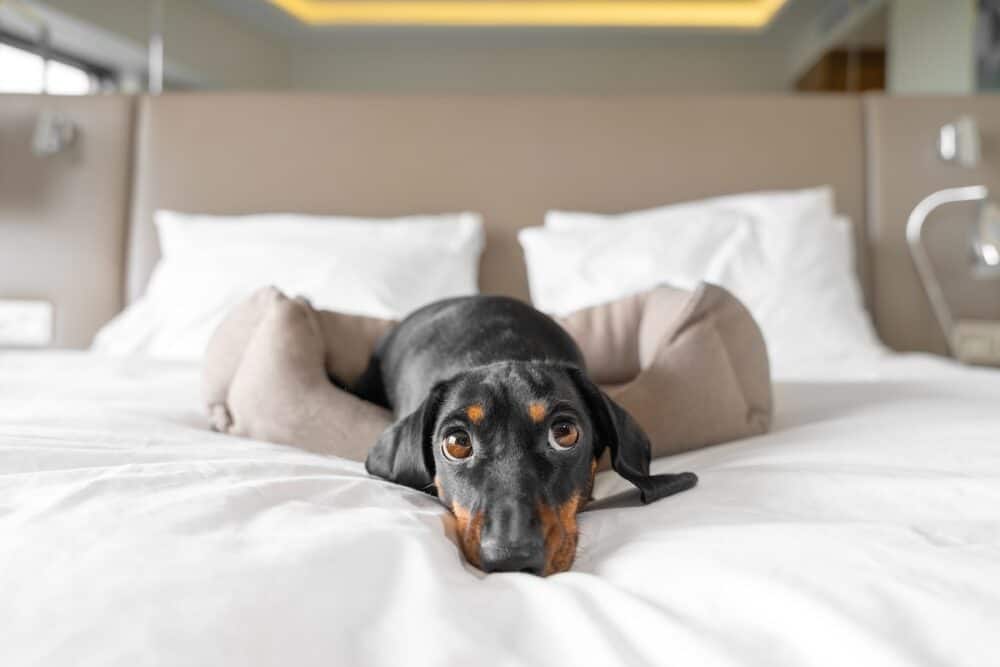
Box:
0;0;79;156
906;116;1000;365
32;22;79;158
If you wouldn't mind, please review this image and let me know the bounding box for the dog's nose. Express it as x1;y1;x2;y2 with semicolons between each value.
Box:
479;538;546;575
479;502;545;575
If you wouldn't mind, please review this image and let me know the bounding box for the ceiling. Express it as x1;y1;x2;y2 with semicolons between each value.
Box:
838;5;887;48
204;0;815;39
264;0;787;28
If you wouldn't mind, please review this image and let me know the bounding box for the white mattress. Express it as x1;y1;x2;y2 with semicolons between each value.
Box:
2;351;999;667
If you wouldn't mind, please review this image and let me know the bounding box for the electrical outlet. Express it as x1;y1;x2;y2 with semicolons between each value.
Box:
952;319;1000;367
0;300;53;347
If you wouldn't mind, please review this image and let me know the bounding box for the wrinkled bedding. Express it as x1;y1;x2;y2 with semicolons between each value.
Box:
2;351;999;667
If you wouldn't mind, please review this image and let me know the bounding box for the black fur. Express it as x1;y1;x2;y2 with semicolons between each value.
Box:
357;295;696;573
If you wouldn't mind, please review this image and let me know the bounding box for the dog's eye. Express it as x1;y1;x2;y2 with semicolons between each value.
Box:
548;420;580;450
442;431;473;461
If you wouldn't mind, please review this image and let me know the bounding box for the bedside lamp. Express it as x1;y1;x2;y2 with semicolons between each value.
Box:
908;185;1000;366
906;115;1000;365
972;199;1000;277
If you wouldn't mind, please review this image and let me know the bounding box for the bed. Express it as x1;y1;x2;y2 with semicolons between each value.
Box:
2;93;999;666
3;350;999;665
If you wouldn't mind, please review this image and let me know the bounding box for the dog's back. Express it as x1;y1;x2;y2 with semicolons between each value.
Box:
355;296;584;416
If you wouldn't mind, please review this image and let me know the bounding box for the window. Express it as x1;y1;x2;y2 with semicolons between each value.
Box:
0;40;99;95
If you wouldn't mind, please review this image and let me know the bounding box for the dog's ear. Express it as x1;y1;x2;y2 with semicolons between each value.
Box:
365;381;449;494
568;368;697;504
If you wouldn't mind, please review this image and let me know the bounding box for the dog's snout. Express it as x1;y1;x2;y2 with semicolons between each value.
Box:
479;502;545;575
479;538;545;575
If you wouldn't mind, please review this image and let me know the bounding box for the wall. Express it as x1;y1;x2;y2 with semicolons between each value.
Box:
30;0;984;95
887;0;976;93
289;33;789;93
27;2;795;94
36;0;291;89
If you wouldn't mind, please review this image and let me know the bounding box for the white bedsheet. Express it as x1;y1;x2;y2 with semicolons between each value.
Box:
2;351;998;667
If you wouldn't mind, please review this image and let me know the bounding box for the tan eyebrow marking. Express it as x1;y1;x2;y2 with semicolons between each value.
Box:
528;402;547;423
466;404;485;424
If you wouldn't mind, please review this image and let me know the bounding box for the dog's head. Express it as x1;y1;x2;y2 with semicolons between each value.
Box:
366;360;664;576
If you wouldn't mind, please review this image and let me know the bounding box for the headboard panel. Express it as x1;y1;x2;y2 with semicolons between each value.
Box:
864;95;1000;355
128;93;868;304
0;94;134;347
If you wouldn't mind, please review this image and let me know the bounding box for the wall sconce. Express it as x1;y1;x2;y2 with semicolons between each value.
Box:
907;186;1000;365
32;109;77;157
0;2;78;155
29;22;79;157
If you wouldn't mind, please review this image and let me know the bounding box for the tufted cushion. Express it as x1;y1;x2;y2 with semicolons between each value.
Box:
559;284;772;460
203;284;771;461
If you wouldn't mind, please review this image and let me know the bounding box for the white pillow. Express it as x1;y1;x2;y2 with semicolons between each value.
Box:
520;206;753;315
93;211;484;360
519;188;884;376
715;215;884;374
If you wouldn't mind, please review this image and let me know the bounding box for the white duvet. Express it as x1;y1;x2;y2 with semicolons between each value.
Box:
2;351;999;667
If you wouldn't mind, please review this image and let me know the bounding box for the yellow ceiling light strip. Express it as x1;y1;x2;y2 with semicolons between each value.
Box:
268;0;788;28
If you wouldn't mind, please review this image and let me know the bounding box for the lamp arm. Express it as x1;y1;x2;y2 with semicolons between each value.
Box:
905;185;988;354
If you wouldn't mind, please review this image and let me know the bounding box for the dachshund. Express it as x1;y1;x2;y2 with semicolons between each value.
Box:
354;296;697;576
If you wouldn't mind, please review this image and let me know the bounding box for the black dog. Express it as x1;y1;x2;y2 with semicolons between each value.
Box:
355;295;696;575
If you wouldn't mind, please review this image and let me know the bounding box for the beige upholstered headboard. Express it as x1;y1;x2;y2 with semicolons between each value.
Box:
29;92;994;353
127;94;869;305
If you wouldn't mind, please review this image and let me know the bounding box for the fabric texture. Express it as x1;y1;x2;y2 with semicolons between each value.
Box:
203;284;771;462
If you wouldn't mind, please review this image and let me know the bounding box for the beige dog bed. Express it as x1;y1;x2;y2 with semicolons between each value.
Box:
203;283;772;464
